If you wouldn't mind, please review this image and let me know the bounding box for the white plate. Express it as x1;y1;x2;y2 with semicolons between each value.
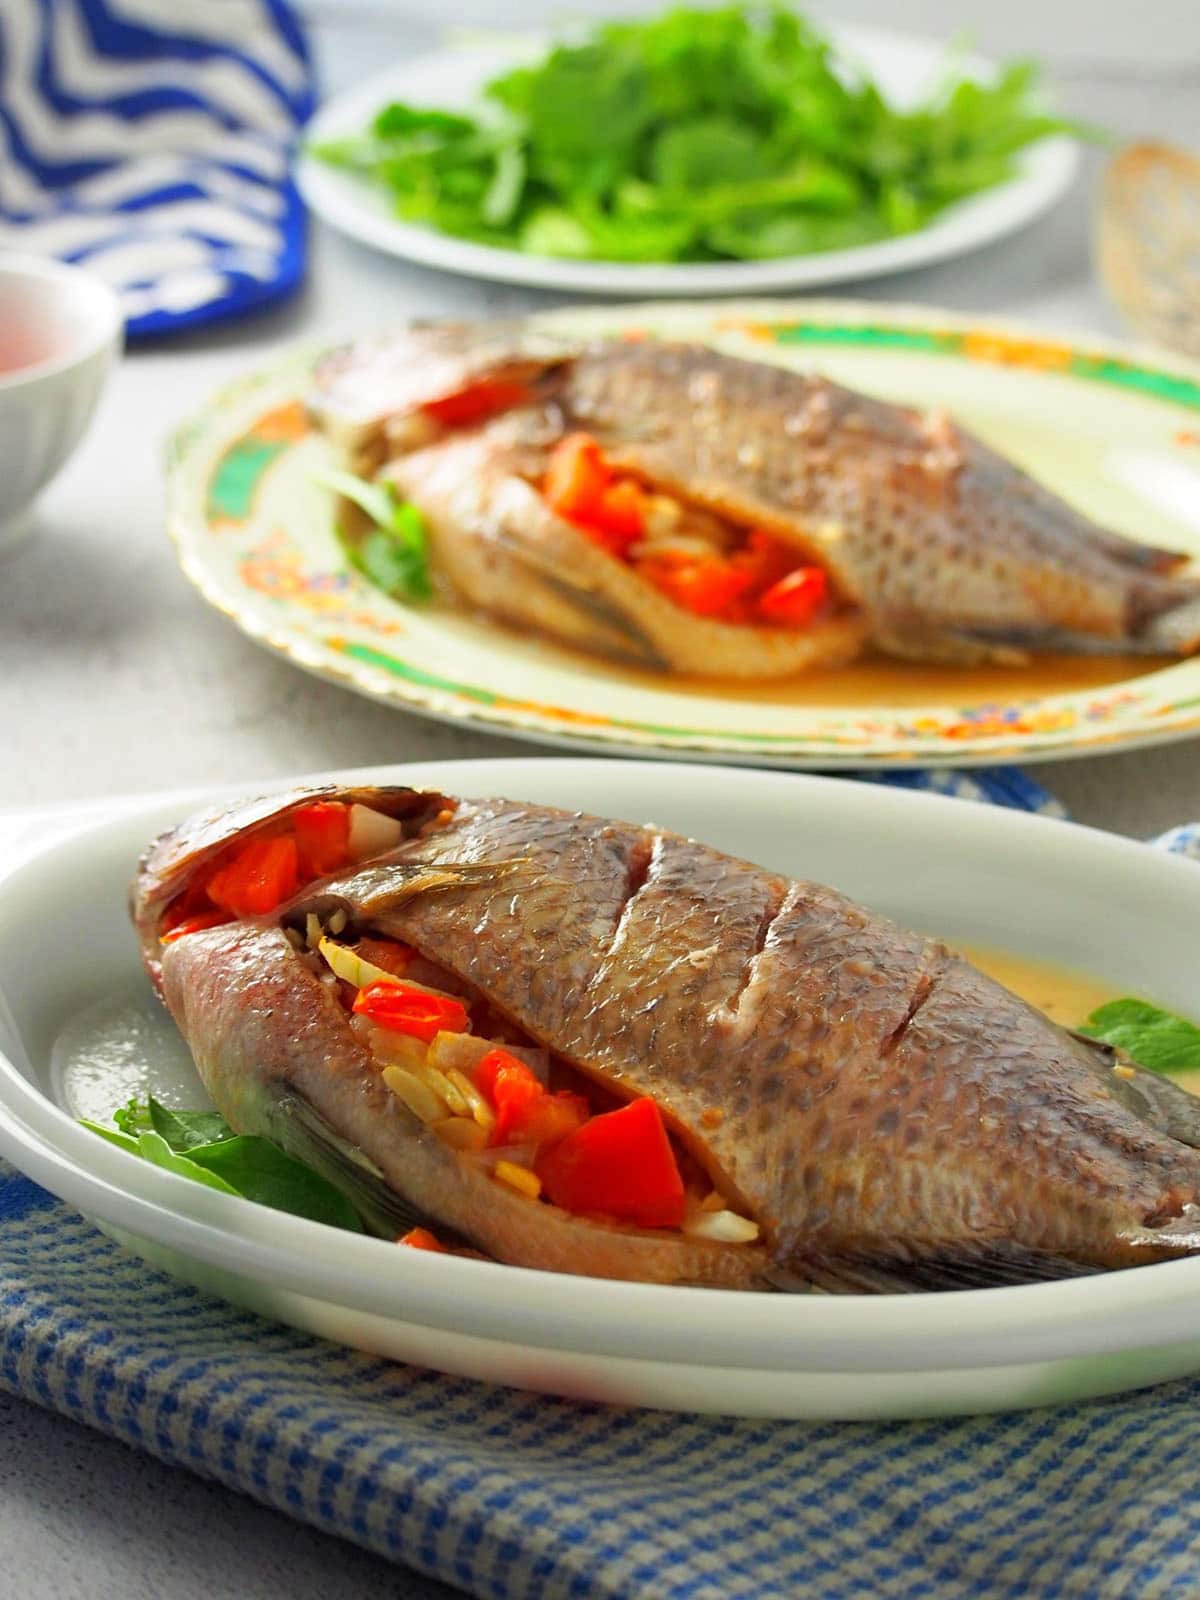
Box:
3;758;1200;1420
296;28;1079;295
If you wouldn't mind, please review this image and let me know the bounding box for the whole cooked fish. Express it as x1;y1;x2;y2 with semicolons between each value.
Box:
133;783;1200;1292
311;322;1200;672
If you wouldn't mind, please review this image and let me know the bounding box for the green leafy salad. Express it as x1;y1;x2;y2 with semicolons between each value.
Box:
81;999;1200;1234
309;3;1081;265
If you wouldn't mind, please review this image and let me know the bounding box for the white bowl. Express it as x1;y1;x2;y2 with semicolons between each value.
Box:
0;254;122;551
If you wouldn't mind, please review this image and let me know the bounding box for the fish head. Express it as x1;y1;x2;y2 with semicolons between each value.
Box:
308;320;579;473
132;784;454;992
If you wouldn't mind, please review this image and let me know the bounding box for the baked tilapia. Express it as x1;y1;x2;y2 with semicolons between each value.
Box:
309;322;1200;674
133;783;1200;1291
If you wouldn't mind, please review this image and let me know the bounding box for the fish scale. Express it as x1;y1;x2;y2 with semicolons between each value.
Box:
135;784;1200;1292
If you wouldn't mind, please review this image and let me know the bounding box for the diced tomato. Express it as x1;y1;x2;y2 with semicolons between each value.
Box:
476;1050;543;1145
537;1097;686;1229
732;529;798;590
292;800;351;878
352;980;470;1042
544;433;610;524
161;909;233;944
637;554;754;619
473;1048;588;1149
160;886;208;936
421;379;533;428
205;836;300;918
757;566;829;628
354;936;415;979
588;479;646;545
398;1226;448;1252
516;1091;589;1151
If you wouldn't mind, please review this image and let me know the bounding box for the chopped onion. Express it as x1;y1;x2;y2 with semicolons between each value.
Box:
643;493;681;536
426;1029;547;1083
384;411;441;453
347;804;404;861
305;912;323;950
682;1209;760;1244
319;935;393;990
427;1031;493;1076
368;1027;429;1073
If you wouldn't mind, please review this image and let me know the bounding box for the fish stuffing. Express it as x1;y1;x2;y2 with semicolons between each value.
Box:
133;783;1200;1292
310;322;1200;671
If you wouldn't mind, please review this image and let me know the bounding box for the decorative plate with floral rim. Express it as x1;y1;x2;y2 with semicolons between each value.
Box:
165;300;1200;769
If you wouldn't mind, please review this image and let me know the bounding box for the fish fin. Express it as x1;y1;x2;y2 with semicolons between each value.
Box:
268;1090;448;1242
1071;1030;1200;1149
293;860;527;923
358;860;529;916
781;1243;1100;1294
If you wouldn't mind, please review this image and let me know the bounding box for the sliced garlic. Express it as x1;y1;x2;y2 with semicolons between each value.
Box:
494;1160;541;1200
433;1117;489;1152
319;936;391;989
444;1067;495;1133
381;1064;444;1124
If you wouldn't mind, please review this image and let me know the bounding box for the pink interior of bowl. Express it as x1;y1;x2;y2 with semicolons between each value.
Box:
0;262;120;383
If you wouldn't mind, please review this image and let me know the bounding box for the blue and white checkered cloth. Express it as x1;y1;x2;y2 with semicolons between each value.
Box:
0;0;313;337
3;769;1200;1600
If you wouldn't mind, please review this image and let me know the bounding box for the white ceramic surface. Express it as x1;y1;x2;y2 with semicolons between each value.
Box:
3;759;1200;1418
296;28;1079;296
0;255;122;551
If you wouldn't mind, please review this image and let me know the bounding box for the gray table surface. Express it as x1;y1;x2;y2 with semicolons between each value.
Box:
2;4;1199;1597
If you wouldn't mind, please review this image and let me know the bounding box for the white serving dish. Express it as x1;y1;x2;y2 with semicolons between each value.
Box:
1;758;1199;1420
0;254;122;551
296;27;1078;297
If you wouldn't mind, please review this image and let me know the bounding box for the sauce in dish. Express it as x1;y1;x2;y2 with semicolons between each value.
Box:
504;629;1171;713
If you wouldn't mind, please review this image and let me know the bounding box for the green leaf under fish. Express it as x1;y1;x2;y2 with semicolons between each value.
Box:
114;1094;233;1150
83;1096;364;1232
1079;1000;1200;1076
308;4;1093;265
313;465;433;604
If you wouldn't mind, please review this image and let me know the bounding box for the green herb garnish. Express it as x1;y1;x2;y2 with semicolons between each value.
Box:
313;466;433;603
83;1096;363;1232
309;4;1089;265
1079;1000;1200;1076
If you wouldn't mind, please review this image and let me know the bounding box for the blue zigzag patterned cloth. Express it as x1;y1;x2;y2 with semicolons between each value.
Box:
0;0;313;337
2;771;1200;1600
